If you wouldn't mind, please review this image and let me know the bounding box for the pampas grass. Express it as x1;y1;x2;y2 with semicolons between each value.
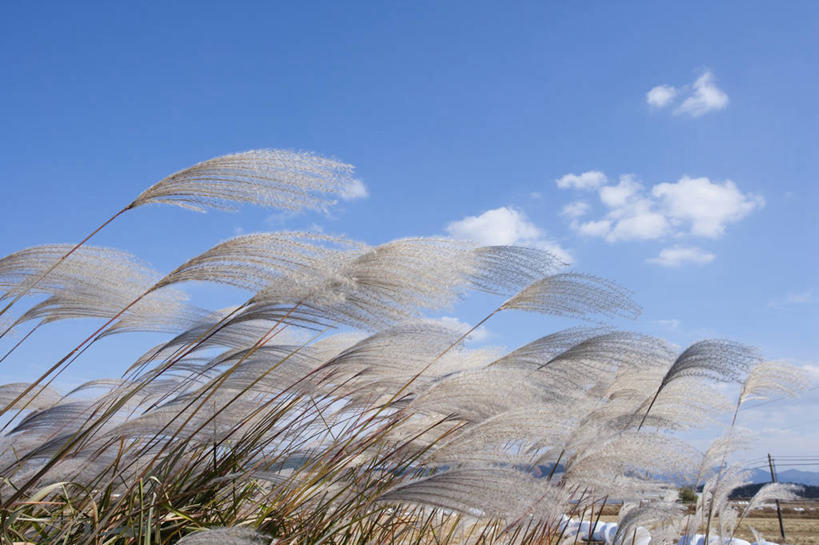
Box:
0;150;807;545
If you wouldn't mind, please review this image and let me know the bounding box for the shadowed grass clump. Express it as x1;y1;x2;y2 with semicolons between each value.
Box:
0;149;807;545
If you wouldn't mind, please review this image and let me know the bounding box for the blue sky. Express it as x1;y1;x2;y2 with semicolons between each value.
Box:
1;2;817;467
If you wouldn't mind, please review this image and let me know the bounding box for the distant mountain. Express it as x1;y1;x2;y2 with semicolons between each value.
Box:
731;483;819;499
747;468;819;486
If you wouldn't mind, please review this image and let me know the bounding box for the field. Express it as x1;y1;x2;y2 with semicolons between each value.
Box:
734;503;819;545
595;502;819;545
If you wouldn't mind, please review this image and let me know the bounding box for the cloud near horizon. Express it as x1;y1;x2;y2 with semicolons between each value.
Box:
445;206;572;264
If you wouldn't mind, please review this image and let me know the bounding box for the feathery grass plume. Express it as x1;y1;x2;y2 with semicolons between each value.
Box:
409;364;579;422
0;383;62;411
488;327;610;368
700;465;749;540
744;482;802;512
245;238;479;331
176;527;272;545
738;360;811;405
636;340;761;429
563;432;700;496
236;242;571;336
645;377;734;430
153;232;363;293
0;244;202;338
315;322;463;403
512;332;675;391
724;482;802;542
126;312;314;374
425;407;576;466
614;500;682;545
500;273;641;320
132;149;361;213
0;149;360;330
468;245;564;294
678;432;749;540
376;467;565;521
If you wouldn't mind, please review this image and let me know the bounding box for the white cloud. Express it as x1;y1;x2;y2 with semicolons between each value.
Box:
560;200;589;219
647;246;716;267
339;178;369;200
646;84;677;108
434;316;491;343
675;71;729;117
446;206;572;264
599;175;642;209
652;176;764;237
555;170;607;190
562;171;762;249
580;177;672;242
446;207;540;245
607;209;671;242
576;219;612;238
646;70;729;117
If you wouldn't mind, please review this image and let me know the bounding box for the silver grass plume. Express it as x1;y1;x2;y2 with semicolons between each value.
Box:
244;241;570;332
0;150;360;325
730;482;802;541
153;232;363;293
614;500;682;545
637;340;761;429
131;149;361;213
564;432;700;495
645;377;734;431
500;273;641;320
0;244;201;336
513;331;675;391
315;322;463;403
177;527;272;545
426;407;576;466
376;467;567;520
699;465;748;540
126;312;313;373
0;383;62;411
468;245;564;295
245;238;478;331
488;327;611;369
738;360;811;406
409;365;580;423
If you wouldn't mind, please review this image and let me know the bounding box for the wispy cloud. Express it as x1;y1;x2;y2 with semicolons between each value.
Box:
339;178;369;200
445;206;572;264
647;246;716;267
560;200;589;219
655;318;681;330
646;70;729;117
769;289;817;308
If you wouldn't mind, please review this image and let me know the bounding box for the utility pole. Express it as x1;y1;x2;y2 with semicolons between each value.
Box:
768;453;786;540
